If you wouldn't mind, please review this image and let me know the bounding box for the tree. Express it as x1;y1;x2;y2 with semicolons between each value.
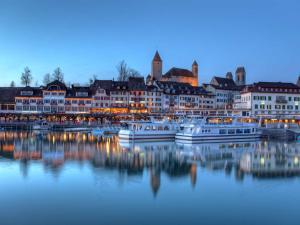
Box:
35;80;39;86
43;73;51;85
116;60;142;81
21;67;32;86
52;67;64;82
10;81;15;87
89;74;98;85
116;60;128;81
128;68;141;78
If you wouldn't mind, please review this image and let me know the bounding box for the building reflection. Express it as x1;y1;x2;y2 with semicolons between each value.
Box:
0;131;196;196
2;131;300;195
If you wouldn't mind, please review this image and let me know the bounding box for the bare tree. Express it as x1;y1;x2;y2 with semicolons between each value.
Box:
10;81;15;87
35;80;39;86
128;68;141;78
43;73;51;85
116;60;142;81
89;74;98;85
21;67;33;86
52;67;64;82
116;60;128;81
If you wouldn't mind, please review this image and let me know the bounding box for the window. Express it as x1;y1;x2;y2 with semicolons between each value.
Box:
236;129;243;134
76;92;88;97
21;91;33;96
244;129;251;134
219;129;227;134
228;129;235;134
268;96;272;101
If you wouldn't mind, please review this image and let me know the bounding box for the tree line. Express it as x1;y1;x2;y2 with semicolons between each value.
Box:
10;60;142;87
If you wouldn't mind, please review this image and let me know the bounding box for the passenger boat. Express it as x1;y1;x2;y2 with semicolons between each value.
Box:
176;117;261;143
118;119;179;142
32;121;51;130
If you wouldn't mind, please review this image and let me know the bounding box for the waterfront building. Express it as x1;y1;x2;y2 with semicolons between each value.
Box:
147;51;199;87
14;81;93;114
203;75;242;110
234;82;300;117
153;81;215;114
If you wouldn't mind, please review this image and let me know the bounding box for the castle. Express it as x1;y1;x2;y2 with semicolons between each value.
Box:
147;51;199;87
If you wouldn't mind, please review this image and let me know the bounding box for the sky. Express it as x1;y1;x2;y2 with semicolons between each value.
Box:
0;0;300;86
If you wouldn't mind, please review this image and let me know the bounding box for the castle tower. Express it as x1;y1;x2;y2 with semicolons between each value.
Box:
151;51;163;80
296;75;300;87
235;67;246;86
192;60;198;86
226;72;233;80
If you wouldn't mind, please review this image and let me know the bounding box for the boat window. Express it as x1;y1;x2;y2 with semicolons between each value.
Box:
145;126;150;131
228;129;235;134
236;129;243;134
164;126;169;131
219;129;227;134
152;126;157;130
244;129;251;134
158;126;163;131
252;128;255;132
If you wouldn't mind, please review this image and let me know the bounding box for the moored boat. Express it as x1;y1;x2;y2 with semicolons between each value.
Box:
118;119;179;142
176;117;262;143
32;121;51;130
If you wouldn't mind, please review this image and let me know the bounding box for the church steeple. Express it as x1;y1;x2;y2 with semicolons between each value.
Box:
151;51;163;80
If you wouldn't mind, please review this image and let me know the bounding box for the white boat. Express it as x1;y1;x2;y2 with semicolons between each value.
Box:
63;127;91;132
92;126;120;136
176;117;262;143
118;119;179;142
32;121;51;130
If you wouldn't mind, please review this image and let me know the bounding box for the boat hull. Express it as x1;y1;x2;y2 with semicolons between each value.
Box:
119;130;176;142
175;133;261;143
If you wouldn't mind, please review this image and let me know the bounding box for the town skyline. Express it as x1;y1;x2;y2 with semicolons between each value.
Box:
1;0;300;86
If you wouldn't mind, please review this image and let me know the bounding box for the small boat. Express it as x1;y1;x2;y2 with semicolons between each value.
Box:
92;128;105;136
32;121;51;130
63;127;91;132
176;117;262;143
118;119;179;142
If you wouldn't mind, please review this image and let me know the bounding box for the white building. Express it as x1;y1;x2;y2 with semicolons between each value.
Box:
234;82;300;117
204;76;242;109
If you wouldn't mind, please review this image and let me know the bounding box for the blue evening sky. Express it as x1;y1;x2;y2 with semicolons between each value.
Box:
0;0;299;86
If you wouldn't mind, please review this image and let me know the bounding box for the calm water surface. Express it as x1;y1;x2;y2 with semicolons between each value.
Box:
1;131;300;225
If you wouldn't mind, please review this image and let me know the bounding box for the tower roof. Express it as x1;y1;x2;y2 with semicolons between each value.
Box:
192;60;198;66
153;51;162;62
236;66;245;73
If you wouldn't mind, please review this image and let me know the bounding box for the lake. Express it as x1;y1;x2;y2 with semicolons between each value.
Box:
1;131;300;225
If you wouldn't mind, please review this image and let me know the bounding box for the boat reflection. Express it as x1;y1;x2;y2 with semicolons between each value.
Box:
1;131;300;195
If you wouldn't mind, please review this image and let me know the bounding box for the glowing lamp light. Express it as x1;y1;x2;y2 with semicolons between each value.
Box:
294;157;299;165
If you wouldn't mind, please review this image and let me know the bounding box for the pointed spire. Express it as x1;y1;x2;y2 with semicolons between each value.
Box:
192;60;198;66
153;51;162;62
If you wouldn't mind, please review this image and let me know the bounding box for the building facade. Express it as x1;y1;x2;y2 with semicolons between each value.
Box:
234;82;300;117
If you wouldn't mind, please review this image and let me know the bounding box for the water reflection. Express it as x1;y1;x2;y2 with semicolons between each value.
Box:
1;131;300;195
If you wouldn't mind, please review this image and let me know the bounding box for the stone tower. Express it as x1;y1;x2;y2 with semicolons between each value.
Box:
192;60;198;86
235;67;246;86
151;51;163;80
297;76;300;87
226;72;233;80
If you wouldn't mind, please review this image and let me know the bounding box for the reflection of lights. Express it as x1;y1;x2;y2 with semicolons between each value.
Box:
260;157;265;165
294;157;299;165
63;133;67;142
